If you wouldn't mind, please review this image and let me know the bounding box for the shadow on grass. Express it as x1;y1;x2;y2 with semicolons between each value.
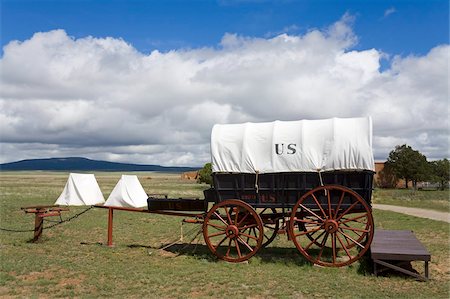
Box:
157;242;378;274
157;242;315;267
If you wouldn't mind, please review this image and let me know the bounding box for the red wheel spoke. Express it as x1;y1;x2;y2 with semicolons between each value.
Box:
341;222;363;238
340;213;368;224
225;239;232;257
341;230;352;247
333;190;346;219
237;212;250;227
240;232;258;240
234;207;239;224
208;231;226;238
336;233;352;260
213;212;229;226
299;204;325;222
252;227;258;239
317;232;329;261
338;229;365;249
304;230;326;250
206;222;226;230
213;235;229;250
332;233;336;263
340;226;369;233
237;236;254;252
294;226;322;237
295;218;321;225
240;223;258;230
225;206;233;224
234;239;242;258
335;201;359;222
311;194;327;219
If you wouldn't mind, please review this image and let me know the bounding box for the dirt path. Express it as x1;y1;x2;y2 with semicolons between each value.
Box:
373;204;450;223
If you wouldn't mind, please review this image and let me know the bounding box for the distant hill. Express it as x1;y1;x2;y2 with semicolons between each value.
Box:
0;157;200;172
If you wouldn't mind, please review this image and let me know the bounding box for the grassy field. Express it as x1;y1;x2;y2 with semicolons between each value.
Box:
0;172;449;298
372;188;449;213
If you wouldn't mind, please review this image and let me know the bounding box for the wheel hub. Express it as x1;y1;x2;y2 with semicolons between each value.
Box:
225;225;239;238
324;219;339;233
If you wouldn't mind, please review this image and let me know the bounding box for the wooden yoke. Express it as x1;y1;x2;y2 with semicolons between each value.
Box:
21;205;69;242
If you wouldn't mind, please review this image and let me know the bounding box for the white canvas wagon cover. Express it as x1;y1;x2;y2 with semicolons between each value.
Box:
211;117;375;174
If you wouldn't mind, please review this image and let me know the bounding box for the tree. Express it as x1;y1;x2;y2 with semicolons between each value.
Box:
197;162;212;186
430;159;450;190
386;144;429;189
376;162;398;188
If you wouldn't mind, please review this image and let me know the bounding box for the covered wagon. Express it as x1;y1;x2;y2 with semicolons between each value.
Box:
149;117;375;267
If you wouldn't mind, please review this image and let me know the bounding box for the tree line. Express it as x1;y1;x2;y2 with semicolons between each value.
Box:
378;144;449;190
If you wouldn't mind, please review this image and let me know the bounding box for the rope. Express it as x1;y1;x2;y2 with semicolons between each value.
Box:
159;221;202;251
317;169;327;196
255;171;259;194
0;206;94;233
318;169;324;187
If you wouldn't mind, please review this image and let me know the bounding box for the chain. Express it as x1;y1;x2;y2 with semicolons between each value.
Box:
0;227;35;232
0;206;94;233
43;206;94;229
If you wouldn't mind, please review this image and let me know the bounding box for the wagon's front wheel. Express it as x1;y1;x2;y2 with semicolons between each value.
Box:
289;185;374;267
203;200;263;263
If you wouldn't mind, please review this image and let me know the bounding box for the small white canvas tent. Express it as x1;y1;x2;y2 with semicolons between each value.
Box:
55;173;105;206
104;175;148;208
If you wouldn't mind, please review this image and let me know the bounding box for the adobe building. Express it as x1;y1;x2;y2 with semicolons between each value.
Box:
374;161;406;188
181;171;199;181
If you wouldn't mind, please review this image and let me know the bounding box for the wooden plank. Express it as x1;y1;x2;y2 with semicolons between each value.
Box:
371;230;431;261
372;229;431;281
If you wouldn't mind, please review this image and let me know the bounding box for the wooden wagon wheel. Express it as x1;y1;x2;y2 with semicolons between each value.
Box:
203;199;263;263
289;185;374;267
258;208;280;248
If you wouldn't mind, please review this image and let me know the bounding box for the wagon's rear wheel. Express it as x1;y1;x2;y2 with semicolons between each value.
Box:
203;199;263;263
289;185;374;267
259;208;280;248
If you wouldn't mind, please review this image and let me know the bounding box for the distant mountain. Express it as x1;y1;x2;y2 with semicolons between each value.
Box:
0;157;200;172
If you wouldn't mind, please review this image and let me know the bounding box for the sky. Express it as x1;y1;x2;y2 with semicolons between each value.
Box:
0;0;448;166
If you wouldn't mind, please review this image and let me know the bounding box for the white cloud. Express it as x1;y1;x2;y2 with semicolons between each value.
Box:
0;16;448;166
384;7;396;18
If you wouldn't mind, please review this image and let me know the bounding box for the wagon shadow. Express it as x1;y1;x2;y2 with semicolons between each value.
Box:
159;243;312;266
158;242;373;274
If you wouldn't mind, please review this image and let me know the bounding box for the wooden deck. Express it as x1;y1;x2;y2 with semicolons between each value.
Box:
371;230;431;281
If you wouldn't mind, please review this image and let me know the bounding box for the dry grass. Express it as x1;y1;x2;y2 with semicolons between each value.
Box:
373;188;450;213
0;172;449;298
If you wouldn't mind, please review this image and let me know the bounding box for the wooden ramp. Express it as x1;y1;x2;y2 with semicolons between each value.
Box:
371;230;431;281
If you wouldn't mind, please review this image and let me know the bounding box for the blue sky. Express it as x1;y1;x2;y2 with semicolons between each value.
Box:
2;0;448;56
0;0;448;165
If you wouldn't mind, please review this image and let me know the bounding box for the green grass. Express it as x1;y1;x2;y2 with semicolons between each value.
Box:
0;172;449;298
373;188;450;212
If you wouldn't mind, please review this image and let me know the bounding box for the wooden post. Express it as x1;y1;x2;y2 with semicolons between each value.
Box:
107;207;114;247
33;210;44;242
